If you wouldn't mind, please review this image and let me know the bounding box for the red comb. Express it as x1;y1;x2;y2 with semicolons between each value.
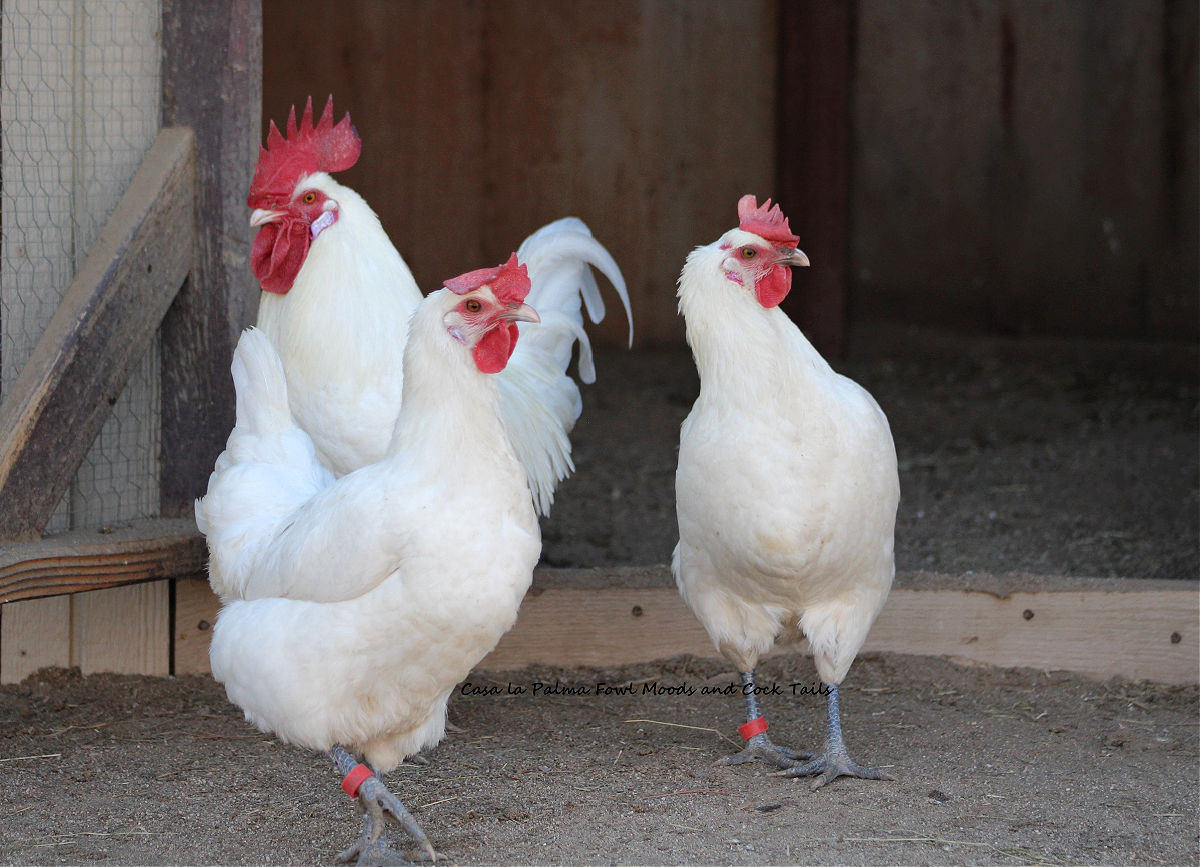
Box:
443;253;530;304
247;96;361;208
737;194;799;246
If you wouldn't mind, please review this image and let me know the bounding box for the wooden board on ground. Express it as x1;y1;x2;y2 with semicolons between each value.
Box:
71;581;169;677
0;581;170;682
171;568;1200;685
0;596;71;684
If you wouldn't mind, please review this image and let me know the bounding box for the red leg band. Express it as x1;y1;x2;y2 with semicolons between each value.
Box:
341;763;373;798
738;716;769;740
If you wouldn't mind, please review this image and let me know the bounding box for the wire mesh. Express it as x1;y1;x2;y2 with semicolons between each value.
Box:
2;0;162;533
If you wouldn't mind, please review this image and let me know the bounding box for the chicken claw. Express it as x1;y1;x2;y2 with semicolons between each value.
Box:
773;684;894;791
331;746;437;865
775;747;894;790
337;813;415;866
718;731;814;769
717;670;815;769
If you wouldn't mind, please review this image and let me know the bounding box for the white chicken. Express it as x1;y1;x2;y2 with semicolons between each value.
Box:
195;256;542;862
673;195;899;790
246;96;631;514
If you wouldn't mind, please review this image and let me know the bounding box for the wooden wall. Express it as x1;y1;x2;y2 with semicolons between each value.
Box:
1;0;168;683
0;0;260;684
263;0;779;349
851;0;1199;341
266;0;1197;348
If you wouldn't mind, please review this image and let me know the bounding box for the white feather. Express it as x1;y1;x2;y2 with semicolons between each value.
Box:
672;233;899;686
198;289;540;772
254;173;423;477
502;218;633;514
255;179;631;517
195;328;335;602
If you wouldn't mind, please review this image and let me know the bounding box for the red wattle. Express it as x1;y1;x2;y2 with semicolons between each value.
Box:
754;265;792;308
472;322;519;373
251;219;310;294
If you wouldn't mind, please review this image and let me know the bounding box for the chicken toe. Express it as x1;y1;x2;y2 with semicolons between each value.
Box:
776;746;894;790
774;683;893;790
330;746;437;864
718;731;813;769
337;813;415;866
717;670;815;769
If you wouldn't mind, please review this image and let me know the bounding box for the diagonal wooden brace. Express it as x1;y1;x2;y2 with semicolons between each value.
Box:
0;127;196;542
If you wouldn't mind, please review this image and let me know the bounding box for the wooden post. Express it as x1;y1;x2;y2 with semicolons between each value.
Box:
160;0;262;518
776;0;853;358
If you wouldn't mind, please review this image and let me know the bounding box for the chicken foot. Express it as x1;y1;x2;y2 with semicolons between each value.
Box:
718;670;814;769
775;683;894;790
329;745;437;865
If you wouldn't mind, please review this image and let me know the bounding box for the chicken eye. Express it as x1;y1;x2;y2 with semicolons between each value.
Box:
464;299;482;314
740;247;757;259
303;192;317;204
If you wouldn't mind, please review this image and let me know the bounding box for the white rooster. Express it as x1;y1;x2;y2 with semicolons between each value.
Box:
195;256;542;862
673;195;899;790
246;96;631;514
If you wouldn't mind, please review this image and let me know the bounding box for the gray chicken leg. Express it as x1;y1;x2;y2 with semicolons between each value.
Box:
775;683;894;790
329;745;436;865
718;671;814;769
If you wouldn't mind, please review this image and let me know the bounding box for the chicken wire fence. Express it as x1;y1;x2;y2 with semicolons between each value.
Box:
1;0;162;533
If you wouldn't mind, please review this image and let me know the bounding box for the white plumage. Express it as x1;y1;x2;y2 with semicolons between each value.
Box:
254;173;420;478
196;278;542;860
198;287;540;770
673;198;899;789
253;172;631;516
207;95;629;861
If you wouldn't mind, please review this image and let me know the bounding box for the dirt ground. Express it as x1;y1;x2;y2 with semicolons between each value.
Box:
2;333;1197;865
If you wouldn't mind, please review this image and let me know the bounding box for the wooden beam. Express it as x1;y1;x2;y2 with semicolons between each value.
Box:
776;0;853;358
173;567;1200;685
160;0;263;517
0;128;196;541
0;518;205;605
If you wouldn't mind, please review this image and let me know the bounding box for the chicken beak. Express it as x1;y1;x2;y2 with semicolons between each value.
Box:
780;248;811;268
503;302;540;324
250;208;285;227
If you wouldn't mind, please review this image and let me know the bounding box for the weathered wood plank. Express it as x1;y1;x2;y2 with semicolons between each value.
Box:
866;587;1198;684
71;581;169;677
480;584;1199;684
174;575;220;676
0;596;71;684
776;0;853;358
0;518;205;605
160;0;262;517
172;570;1200;685
263;0;487;298
481;0;777;349
0;127;196;541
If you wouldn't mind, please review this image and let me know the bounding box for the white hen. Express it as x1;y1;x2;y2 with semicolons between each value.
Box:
247;97;631;514
195;256;542;862
673;195;899;790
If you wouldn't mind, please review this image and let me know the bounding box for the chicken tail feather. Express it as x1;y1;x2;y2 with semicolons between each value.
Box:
499;219;631;516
